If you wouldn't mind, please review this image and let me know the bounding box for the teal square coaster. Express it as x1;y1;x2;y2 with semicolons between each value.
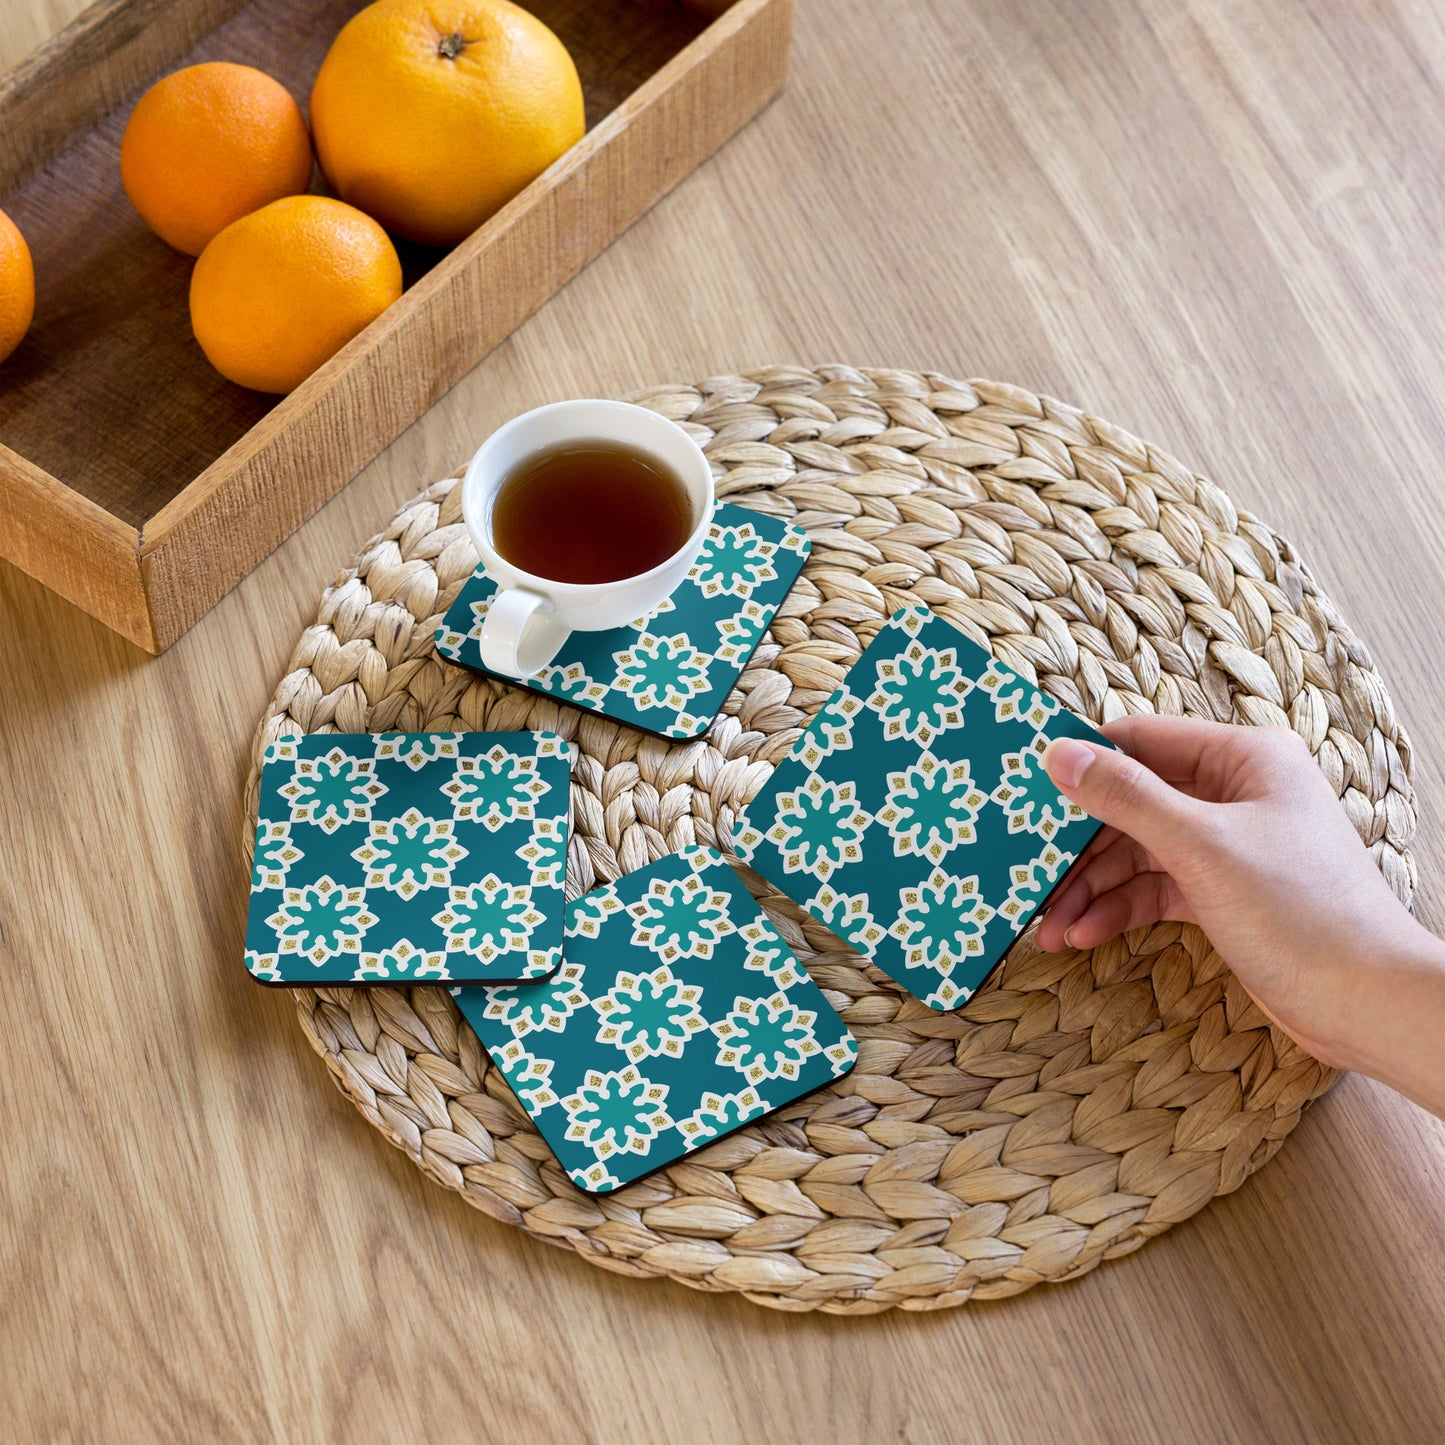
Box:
434;505;811;740
731;606;1110;1011
245;731;571;986
453;846;858;1194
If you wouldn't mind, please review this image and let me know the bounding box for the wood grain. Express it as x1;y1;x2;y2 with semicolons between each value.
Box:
0;0;249;191
2;0;1444;1440
0;440;152;646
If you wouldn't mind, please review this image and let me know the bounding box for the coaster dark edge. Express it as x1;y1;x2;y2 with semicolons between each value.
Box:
442;610;786;744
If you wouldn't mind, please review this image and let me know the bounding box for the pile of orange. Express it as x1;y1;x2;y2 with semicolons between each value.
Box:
4;0;584;395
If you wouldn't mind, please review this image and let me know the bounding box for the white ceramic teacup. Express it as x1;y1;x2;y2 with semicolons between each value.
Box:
460;399;715;679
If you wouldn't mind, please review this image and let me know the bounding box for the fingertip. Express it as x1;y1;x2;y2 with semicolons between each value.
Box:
1066;873;1174;951
1098;712;1142;747
1042;736;1097;792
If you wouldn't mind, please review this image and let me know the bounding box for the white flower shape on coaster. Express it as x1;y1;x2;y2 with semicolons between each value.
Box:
245;731;572;985
277;747;388;833
350;808;468;898
453;846;857;1194
733;606;1111;1011
435;504;811;739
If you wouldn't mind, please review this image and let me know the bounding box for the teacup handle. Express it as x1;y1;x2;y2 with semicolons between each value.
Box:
477;587;570;680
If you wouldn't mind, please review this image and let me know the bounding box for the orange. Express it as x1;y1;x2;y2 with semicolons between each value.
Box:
0;207;34;365
189;195;402;393
309;0;584;247
120;62;314;256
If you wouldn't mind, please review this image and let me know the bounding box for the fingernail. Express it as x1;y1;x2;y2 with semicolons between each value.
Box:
1044;737;1094;791
1063;925;1079;949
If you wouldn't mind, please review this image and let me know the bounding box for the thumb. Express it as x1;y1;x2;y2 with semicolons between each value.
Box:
1043;736;1196;856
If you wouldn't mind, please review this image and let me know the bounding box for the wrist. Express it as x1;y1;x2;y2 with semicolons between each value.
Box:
1327;912;1445;1117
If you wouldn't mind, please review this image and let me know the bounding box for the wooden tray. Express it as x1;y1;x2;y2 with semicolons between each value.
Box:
0;0;791;652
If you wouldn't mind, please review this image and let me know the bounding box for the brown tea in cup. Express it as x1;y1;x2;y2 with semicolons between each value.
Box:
491;439;695;585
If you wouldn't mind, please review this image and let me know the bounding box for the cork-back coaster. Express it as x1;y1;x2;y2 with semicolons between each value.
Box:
455;846;857;1195
434;504;811;740
245;731;572;986
733;605;1113;1010
246;367;1416;1313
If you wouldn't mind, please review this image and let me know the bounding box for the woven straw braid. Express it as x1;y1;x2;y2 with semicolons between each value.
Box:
244;366;1416;1314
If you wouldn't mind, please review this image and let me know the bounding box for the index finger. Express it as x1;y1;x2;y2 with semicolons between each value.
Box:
1099;712;1246;784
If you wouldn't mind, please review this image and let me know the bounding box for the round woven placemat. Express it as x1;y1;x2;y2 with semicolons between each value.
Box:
245;365;1416;1314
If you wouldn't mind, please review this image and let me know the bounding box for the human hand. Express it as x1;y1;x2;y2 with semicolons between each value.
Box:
1036;714;1445;1116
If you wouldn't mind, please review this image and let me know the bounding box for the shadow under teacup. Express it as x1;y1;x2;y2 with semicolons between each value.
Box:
460;399;715;679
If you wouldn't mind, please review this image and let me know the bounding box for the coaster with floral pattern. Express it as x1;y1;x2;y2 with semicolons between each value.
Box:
434;505;811;740
244;731;572;986
731;606;1111;1011
453;846;857;1193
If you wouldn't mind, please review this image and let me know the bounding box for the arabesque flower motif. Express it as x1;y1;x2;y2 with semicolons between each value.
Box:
629;871;732;960
477;960;589;1037
793;686;862;770
865;638;972;745
278;747;389;833
737;919;804;988
432;875;543;964
990;734;1086;841
713;600;773;665
711;992;826;1083
252;820;303;891
567;887;626;941
976;662;1060;730
533;733;571;763
434;626;469;657
350;806;468;898
762;773;870;880
374;734;462;771
568;1161;623;1192
592;965;708;1062
611;633;711;712
806;884;887;954
441;746;550;830
876;753;988;863
535;660;609;709
492;1039;560;1111
674;1086;767;1142
887;868;997;1005
689;522;779;599
561;1067;672;1159
514;816;566;889
999;842;1074;931
245;949;281;982
266;874;379;965
352;940;449;982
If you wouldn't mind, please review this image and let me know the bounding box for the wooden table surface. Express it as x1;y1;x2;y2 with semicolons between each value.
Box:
4;1;1444;1440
